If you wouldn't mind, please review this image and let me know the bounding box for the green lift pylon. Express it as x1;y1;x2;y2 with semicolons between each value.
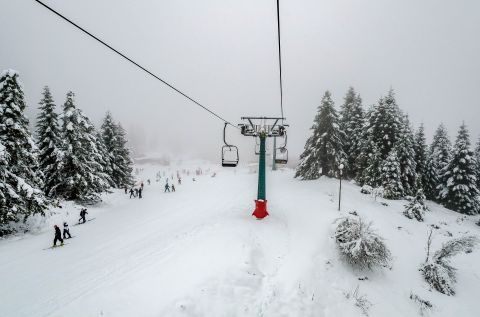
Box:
238;117;288;219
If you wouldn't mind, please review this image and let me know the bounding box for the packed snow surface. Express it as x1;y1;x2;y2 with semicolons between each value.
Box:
1;161;479;317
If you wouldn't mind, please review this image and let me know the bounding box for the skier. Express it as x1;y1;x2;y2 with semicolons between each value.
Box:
172;184;176;192
124;187;128;194
138;186;143;199
129;188;135;198
164;183;170;193
178;178;182;185
140;182;144;190
78;208;88;224
53;225;64;247
134;188;139;197
147;179;151;185
63;222;72;239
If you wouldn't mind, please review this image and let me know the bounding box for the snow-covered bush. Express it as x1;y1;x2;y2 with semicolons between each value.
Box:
420;232;478;295
360;185;372;195
409;293;433;316
335;216;391;269
403;189;428;221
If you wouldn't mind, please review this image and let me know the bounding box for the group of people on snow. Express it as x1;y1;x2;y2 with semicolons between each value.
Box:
52;208;88;247
126;181;144;199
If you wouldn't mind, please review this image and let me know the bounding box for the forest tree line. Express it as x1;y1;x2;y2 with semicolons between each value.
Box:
0;69;133;235
296;87;480;215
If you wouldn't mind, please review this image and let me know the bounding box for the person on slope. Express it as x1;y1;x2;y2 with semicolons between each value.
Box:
147;179;151;185
63;222;72;239
171;184;176;192
53;225;64;247
134;188;139;197
164;183;170;193
129;188;135;198
138;186;143;199
78;208;88;224
124;187;128;194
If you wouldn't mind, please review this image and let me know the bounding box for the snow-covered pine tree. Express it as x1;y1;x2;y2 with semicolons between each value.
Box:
295;110;322;180
95;131;115;188
414;123;428;187
396;116;417;196
76;109;112;198
475;137;480;189
100;112;133;187
366;89;403;159
430;123;451;179
315;91;345;176
381;149;404;199
56;91;107;202
35;86;63;197
0;70;48;234
437;123;480;214
423;153;439;200
112;122;134;187
339;87;365;179
358;140;383;187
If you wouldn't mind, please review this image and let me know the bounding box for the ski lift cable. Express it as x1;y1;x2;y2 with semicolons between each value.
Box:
276;0;284;123
33;0;238;129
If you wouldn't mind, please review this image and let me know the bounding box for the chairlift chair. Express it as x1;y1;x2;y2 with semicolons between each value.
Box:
274;133;288;164
222;123;239;167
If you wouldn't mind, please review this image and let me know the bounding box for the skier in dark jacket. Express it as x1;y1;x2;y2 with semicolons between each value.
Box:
78;208;88;224
63;222;72;239
171;184;176;192
124;187;128;194
164;183;170;193
129;188;135;198
53;225;64;246
138;187;143;199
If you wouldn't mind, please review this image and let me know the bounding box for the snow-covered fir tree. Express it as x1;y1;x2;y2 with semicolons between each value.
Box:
295;91;345;179
414;123;428;188
475;137;480;189
77;109;112;197
101;112;133;187
430;123;451;179
396;116;417;196
56;92;108;202
339;87;365;179
423;153;439;200
358;140;382;187
35;86;63;197
437;123;479;214
381;149;404;199
95;131;115;188
0;70;48;234
366;89;403;159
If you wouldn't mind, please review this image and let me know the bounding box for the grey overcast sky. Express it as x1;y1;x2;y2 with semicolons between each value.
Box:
1;0;479;162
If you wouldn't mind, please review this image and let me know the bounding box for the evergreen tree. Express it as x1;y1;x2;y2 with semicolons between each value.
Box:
339;87;365;178
0;70;48;233
358;140;383;187
430;123;451;177
57;92;108;202
396;116;417;196
437;123;479;214
36;86;63;197
101;112;133;187
414;123;428;187
474;137;480;189
295;132;321;180
366;89;403;159
381;149;404;199
423;153;439;200
95;131;115;188
315;91;345;176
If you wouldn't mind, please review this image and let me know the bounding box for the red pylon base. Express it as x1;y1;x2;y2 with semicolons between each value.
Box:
252;199;269;219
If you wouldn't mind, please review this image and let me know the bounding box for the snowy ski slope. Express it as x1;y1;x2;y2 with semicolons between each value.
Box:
1;161;479;317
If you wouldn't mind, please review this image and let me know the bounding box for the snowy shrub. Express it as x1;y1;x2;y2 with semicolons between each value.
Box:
403;189;429;221
335;216;391;269
344;285;372;316
420;231;479;295
360;185;372;195
409;293;433;316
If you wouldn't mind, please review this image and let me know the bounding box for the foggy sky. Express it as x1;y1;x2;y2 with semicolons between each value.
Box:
1;0;479;163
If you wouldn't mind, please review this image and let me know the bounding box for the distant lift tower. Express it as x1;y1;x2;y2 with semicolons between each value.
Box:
239;117;288;219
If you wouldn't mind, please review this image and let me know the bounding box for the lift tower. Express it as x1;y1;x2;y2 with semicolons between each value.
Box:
239;117;288;219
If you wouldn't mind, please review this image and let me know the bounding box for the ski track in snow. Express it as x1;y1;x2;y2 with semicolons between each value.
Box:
1;162;480;317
